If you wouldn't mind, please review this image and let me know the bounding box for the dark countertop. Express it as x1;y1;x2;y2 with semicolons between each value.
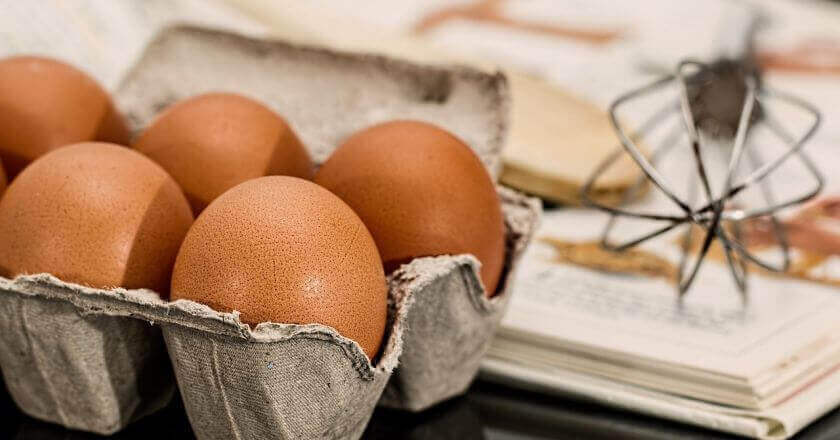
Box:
5;375;840;440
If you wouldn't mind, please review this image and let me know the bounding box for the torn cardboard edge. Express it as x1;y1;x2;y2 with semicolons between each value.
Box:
380;186;541;411
0;186;537;377
390;186;541;303
0;273;402;379
0;286;174;435
0;263;407;438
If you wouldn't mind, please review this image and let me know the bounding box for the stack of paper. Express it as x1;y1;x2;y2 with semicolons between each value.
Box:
484;222;840;438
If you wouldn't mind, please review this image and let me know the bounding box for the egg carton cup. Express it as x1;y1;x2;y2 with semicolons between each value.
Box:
0;274;411;439
379;186;541;412
0;277;174;435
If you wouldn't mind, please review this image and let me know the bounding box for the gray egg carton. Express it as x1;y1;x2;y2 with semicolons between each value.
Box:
0;273;408;439
0;25;541;439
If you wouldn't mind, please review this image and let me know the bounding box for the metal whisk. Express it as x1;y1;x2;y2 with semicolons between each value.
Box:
580;13;824;298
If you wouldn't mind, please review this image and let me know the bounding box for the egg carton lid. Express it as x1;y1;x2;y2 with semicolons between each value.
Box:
115;24;510;179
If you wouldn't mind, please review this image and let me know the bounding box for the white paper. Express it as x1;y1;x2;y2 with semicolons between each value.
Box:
482;355;840;440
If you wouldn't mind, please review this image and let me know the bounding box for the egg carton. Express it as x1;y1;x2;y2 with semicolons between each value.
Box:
0;187;537;437
0;24;541;438
118;24;540;414
0;273;409;439
0;190;536;436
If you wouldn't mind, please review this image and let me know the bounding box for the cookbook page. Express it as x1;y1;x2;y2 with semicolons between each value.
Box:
491;0;840;380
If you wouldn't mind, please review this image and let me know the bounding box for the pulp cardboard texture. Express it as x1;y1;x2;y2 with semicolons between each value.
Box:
0;25;541;439
380;186;541;411
0;274;408;439
0;280;174;435
115;26;509;179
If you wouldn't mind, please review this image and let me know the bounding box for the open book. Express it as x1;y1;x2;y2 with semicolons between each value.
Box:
483;201;840;438
479;1;840;435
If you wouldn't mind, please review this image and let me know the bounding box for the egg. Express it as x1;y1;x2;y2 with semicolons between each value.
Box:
133;93;314;215
315;120;506;296
0;56;130;178
0;158;7;194
0;142;194;295
170;176;387;359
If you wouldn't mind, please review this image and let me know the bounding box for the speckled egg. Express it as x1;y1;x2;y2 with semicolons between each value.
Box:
133;93;314;215
170;176;387;359
0;158;7;195
315;120;506;296
0;142;194;296
0;56;130;178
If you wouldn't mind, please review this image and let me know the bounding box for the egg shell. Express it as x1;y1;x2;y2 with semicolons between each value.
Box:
170;176;387;359
133;92;314;215
0;142;194;295
0;56;130;178
315;120;507;295
0;157;7;194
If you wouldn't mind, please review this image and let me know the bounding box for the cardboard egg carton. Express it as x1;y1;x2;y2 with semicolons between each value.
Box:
0;25;541;438
0;274;408;438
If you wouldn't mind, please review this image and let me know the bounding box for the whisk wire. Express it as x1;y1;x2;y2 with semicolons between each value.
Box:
581;58;824;296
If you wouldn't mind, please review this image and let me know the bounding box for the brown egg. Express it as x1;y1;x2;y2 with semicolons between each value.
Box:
0;56;130;178
0;142;194;296
133;93;314;215
315;120;506;296
0;158;7;195
171;176;387;359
